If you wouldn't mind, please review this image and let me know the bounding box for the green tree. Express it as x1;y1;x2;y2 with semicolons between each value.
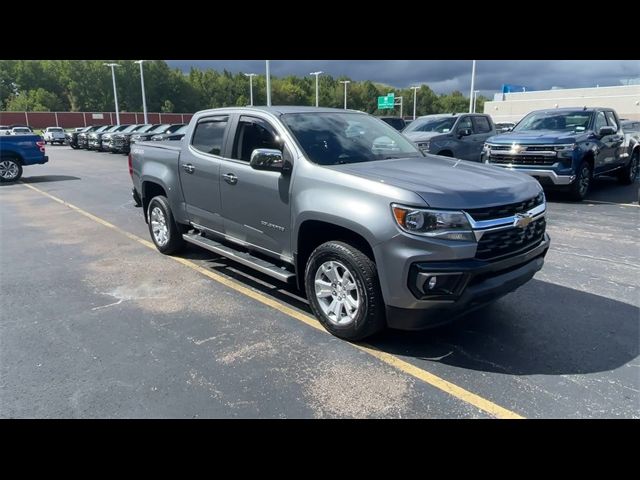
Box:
161;99;175;113
5;88;64;111
439;90;469;113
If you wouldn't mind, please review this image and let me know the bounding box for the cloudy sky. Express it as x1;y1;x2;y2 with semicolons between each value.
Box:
167;60;640;97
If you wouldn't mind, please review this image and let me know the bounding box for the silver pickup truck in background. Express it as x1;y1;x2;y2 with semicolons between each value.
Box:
130;106;549;340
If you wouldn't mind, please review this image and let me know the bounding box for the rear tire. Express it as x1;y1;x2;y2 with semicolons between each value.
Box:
0;157;23;183
147;195;185;255
618;150;639;185
305;241;386;341
568;160;592;201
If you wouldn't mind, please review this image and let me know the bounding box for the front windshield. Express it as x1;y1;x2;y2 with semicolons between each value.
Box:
171;125;187;135
403;116;457;134
281;112;422;165
121;124;144;133
513;111;593;133
148;124;170;134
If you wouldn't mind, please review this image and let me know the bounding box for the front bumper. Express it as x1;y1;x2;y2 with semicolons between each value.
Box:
490;165;575;186
383;233;549;330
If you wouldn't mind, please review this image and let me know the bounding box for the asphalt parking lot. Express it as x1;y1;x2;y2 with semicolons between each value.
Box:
1;145;639;418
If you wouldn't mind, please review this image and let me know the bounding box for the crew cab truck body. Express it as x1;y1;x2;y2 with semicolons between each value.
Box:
403;113;496;162
0;134;47;182
130;106;550;340
43;127;66;145
482;107;639;201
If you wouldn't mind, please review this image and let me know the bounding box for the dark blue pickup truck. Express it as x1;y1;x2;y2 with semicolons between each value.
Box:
0;134;48;182
482;107;639;200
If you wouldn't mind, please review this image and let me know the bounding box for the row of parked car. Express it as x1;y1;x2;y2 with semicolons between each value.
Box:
65;123;186;154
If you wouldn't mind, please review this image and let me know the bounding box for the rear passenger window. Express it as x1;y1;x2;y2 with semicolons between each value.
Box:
472;116;491;133
191;116;229;155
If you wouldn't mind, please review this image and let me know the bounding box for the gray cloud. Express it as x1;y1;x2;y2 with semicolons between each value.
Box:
166;60;640;97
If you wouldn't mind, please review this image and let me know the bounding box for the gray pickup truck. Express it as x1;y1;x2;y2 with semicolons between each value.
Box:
130;106;550;340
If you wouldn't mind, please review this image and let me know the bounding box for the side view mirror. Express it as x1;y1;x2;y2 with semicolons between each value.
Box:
598;126;616;137
250;148;284;172
458;128;472;138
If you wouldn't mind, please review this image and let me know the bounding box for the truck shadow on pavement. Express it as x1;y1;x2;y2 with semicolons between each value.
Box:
545;178;639;204
17;175;81;185
181;245;639;377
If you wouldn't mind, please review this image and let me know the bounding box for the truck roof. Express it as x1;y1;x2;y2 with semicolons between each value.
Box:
196;106;366;116
531;107;609;113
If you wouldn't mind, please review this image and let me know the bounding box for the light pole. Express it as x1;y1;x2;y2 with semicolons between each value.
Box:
468;60;476;113
339;80;350;109
244;73;257;106
103;63;121;124
265;60;271;107
134;60;148;124
473;90;480;113
410;86;420;120
310;71;323;107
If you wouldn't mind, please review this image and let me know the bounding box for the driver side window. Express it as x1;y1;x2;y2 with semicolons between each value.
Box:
457;116;472;131
594;111;607;131
231;117;283;162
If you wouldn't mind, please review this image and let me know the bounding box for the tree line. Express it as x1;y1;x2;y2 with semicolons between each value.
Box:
0;60;486;116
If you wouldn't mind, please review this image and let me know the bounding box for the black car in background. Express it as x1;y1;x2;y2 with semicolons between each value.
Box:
112;124;164;154
104;124;151;153
151;124;187;141
379;116;406;131
67;125;98;149
88;124;131;150
78;125;112;149
130;124;185;146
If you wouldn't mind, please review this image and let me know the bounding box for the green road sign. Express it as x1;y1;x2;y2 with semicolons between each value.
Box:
377;93;395;109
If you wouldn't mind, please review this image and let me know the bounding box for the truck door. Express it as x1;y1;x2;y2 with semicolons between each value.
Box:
178;115;230;231
592;111;615;174
454;116;475;160
604;110;625;168
219;115;292;260
471;115;494;161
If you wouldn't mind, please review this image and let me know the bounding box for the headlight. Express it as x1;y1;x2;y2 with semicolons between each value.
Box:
483;143;490;151
554;144;576;151
391;204;474;241
417;141;430;151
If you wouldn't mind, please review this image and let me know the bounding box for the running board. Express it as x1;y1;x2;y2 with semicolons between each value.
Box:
182;233;296;284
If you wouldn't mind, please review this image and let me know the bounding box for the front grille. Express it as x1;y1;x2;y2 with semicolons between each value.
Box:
475;217;546;260
489;155;556;165
465;193;544;221
113;137;125;147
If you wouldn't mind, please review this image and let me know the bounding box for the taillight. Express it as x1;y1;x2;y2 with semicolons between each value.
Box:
36;140;45;153
128;154;133;177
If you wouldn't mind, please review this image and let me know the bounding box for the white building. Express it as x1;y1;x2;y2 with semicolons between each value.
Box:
484;85;640;123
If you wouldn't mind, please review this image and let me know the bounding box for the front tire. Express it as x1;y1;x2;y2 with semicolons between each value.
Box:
568;160;592;201
147;195;185;255
618;150;639;185
305;241;386;341
0;158;23;183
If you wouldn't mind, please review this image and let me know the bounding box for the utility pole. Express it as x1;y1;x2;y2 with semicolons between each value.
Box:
134;60;148;123
339;80;351;109
310;71;323;107
265;60;271;107
244;73;257;106
103;63;121;124
469;60;476;113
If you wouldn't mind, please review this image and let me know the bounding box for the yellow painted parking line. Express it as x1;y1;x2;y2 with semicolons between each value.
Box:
20;182;524;419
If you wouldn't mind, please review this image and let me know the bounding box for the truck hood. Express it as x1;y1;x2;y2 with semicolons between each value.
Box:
402;131;444;142
488;130;589;145
330;156;542;209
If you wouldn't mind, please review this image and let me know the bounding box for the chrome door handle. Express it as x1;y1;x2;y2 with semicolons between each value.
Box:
222;173;238;185
183;163;195;174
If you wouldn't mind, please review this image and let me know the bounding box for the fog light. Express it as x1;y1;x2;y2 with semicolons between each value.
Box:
427;277;437;290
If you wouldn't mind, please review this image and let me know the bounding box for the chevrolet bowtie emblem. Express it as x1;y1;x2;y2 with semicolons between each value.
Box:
510;144;525;154
514;213;533;229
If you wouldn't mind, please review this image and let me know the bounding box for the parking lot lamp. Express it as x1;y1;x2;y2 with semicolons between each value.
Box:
244;73;257;106
410;86;420;120
340;80;350;109
310;71;323;107
468;60;476;113
266;61;271;107
134;61;148;124
103;63;121;125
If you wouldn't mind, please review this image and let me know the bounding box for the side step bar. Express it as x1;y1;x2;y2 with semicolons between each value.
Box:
182;233;296;284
